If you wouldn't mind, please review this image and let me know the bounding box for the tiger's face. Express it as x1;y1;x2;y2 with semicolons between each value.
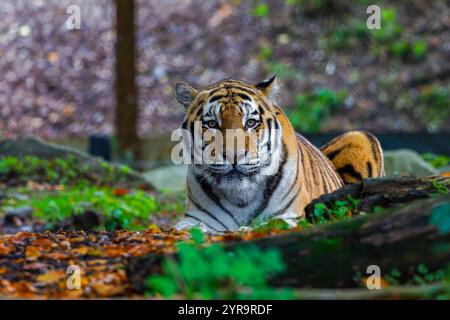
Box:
175;77;285;195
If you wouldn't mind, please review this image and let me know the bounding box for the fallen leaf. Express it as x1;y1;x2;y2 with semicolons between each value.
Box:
36;270;66;284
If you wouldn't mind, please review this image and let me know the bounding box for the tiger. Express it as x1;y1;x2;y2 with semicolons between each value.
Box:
173;76;384;232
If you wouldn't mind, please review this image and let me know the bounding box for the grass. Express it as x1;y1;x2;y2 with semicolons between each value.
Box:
145;229;293;299
0;155;187;230
2;186;185;230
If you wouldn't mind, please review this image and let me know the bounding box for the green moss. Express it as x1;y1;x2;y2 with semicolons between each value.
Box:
0;155;135;187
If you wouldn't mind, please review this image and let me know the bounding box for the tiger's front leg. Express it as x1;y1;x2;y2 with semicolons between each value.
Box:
175;212;217;233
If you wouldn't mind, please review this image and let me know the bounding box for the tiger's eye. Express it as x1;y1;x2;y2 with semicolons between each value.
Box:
245;119;257;128
206;120;218;128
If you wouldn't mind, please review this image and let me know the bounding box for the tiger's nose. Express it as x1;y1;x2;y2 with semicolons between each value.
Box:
223;150;248;165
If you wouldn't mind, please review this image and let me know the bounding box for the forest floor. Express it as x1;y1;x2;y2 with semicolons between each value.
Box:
1;0;449;138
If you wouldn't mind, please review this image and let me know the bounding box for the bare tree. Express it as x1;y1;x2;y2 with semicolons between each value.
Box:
115;0;141;162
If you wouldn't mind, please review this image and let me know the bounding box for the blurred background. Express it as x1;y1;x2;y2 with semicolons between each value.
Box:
0;0;449;171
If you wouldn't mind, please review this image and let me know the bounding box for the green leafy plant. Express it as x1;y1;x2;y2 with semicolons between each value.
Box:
0;156;135;186
311;196;359;224
251;2;269;17
421;153;450;169
417;85;450;132
322;7;427;63
252;218;292;233
431;180;449;196
145;229;293;299
289;88;347;132
385;264;446;286
2;186;175;230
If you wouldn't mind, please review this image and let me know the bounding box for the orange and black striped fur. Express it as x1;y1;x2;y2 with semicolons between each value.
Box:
174;77;384;232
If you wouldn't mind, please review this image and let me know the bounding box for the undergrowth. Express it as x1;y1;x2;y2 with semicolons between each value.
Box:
145;229;293;299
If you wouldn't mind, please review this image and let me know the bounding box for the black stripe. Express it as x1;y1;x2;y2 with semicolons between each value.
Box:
273;186;300;217
226;85;255;95
282;148;300;201
325;144;350;161
367;161;373;177
253;144;288;219
320;167;329;194
187;186;229;230
235;93;252;101
185;213;218;232
274;118;280;129
337;164;363;182
258;105;265;115
195;106;203;117
319;155;333;193
266;118;272;152
208;87;223;96
365;132;380;164
209;95;225;104
194;174;240;227
330;168;342;189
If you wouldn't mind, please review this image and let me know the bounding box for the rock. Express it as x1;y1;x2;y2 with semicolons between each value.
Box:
0;136;89;160
384;149;438;177
143;165;187;193
0;136;155;190
4;206;33;226
438;165;450;174
57;209;104;231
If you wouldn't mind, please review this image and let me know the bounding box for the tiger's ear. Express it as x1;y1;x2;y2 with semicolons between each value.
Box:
175;82;198;107
255;76;279;102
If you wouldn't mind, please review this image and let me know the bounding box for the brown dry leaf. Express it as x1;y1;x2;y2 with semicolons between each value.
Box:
31;237;54;249
146;224;162;234
104;246;127;257
25;245;42;259
92;283;127;297
0;279;15;293
61;289;84;299
47;51;59;64
127;243;151;256
62;104;75;117
36;270;66;284
69;236;86;243
0;243;13;255
13;281;38;293
208;3;233;27
44;252;70;260
0;267;8;274
70;246;90;255
86;259;108;266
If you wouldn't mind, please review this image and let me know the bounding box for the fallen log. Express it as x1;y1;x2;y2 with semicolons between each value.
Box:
305;175;449;223
128;193;450;292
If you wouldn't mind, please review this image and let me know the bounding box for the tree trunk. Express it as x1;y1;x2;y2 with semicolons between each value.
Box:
127;176;450;293
115;0;140;162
